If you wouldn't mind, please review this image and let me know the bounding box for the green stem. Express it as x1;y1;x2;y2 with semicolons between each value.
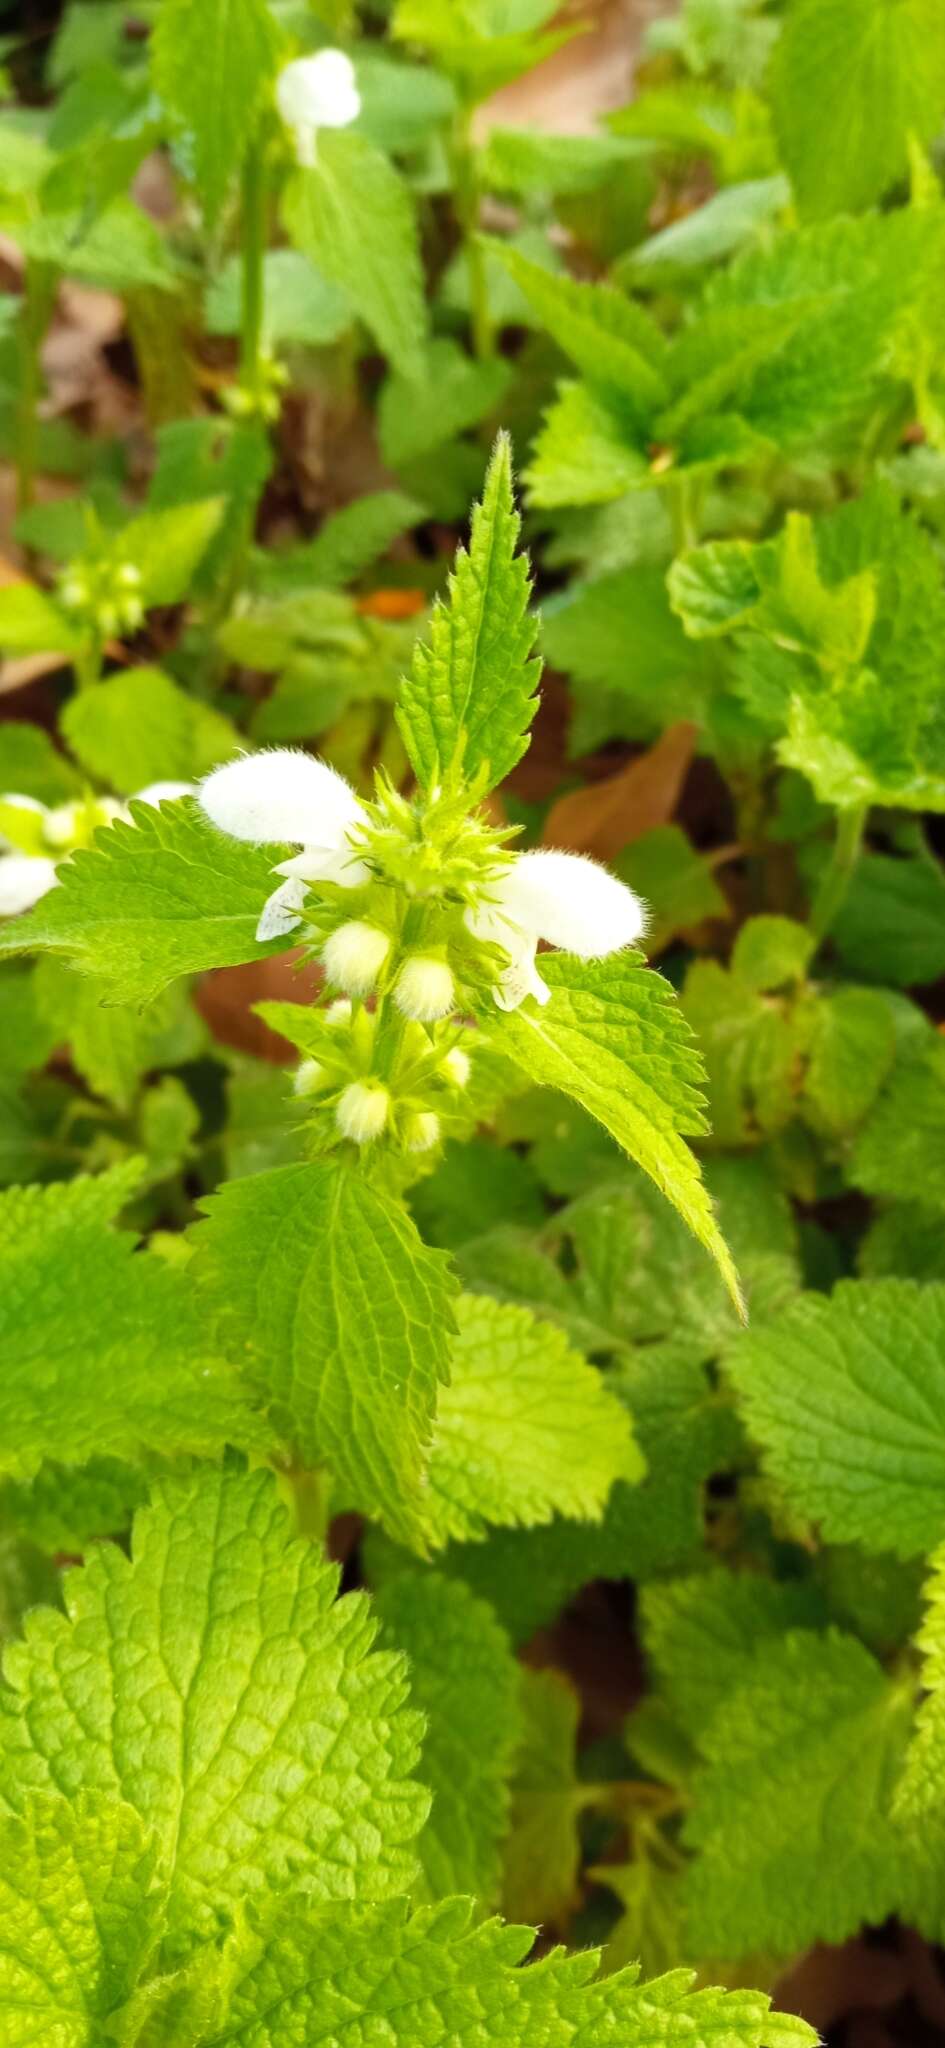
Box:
809;803;867;943
15;259;56;515
74;638;104;691
239;138;268;400
453;107;493;361
669;471;702;552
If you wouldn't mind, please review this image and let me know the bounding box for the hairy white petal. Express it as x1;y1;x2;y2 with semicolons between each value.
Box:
0;853;59;916
394;955;456;1023
275;843;370;888
492;849;646;958
336;1079;389;1144
199;749;365;849
322;919;390;996
256;877;307;942
133;781;194;807
492;948;550;1012
277;51;360;165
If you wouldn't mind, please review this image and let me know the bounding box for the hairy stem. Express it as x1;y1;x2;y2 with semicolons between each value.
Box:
452;107;493;362
15;259;56;515
240;138;268;400
809;802;867;942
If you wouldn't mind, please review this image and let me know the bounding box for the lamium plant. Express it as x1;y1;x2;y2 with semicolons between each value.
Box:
3;0;945;2041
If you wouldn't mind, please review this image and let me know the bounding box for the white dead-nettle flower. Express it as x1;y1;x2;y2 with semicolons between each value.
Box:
467;849;646;1011
198;750;647;1007
0;783;193;918
276;49;360;167
336;1078;389;1144
199;750;370;943
395;954;456;1023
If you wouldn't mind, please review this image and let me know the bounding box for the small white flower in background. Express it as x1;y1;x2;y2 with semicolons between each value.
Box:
197;749;647;1010
199;750;370;943
467;849;647;1011
0;782;194;918
441;1046;471;1088
276;49;360;167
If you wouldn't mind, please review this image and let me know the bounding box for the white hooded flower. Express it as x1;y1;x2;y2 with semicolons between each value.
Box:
467;849;647;1011
0;781;194;919
198;750;370;943
277;50;360;167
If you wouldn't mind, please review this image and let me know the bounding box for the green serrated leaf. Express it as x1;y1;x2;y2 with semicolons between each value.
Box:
526;380;647;508
0;1165;271;1479
772;0;945;219
0;722;82;804
0;799;287;1003
489;244;668;413
422;1293;641;1546
397;434;541;792
0;1794;163;2044
683;1628;913;1959
377;1570;521;1906
501;1667;591;1928
283;132;427;380
191;1160;457;1547
61;665;239;794
0;1463;427;1960
151;0;283;224
494;953;743;1314
0;580;81;657
727;1279;945;1559
132;1890;816;2047
642;1569;826;1740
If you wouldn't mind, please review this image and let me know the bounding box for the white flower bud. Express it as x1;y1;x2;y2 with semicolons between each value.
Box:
441;1047;471;1088
293;1058;326;1097
59;575;88;612
322;919;390;996
394;954;456;1023
115;563;142;590
403;1110;440;1153
277;51;360;167
336;1079;389;1144
324;998;353;1025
